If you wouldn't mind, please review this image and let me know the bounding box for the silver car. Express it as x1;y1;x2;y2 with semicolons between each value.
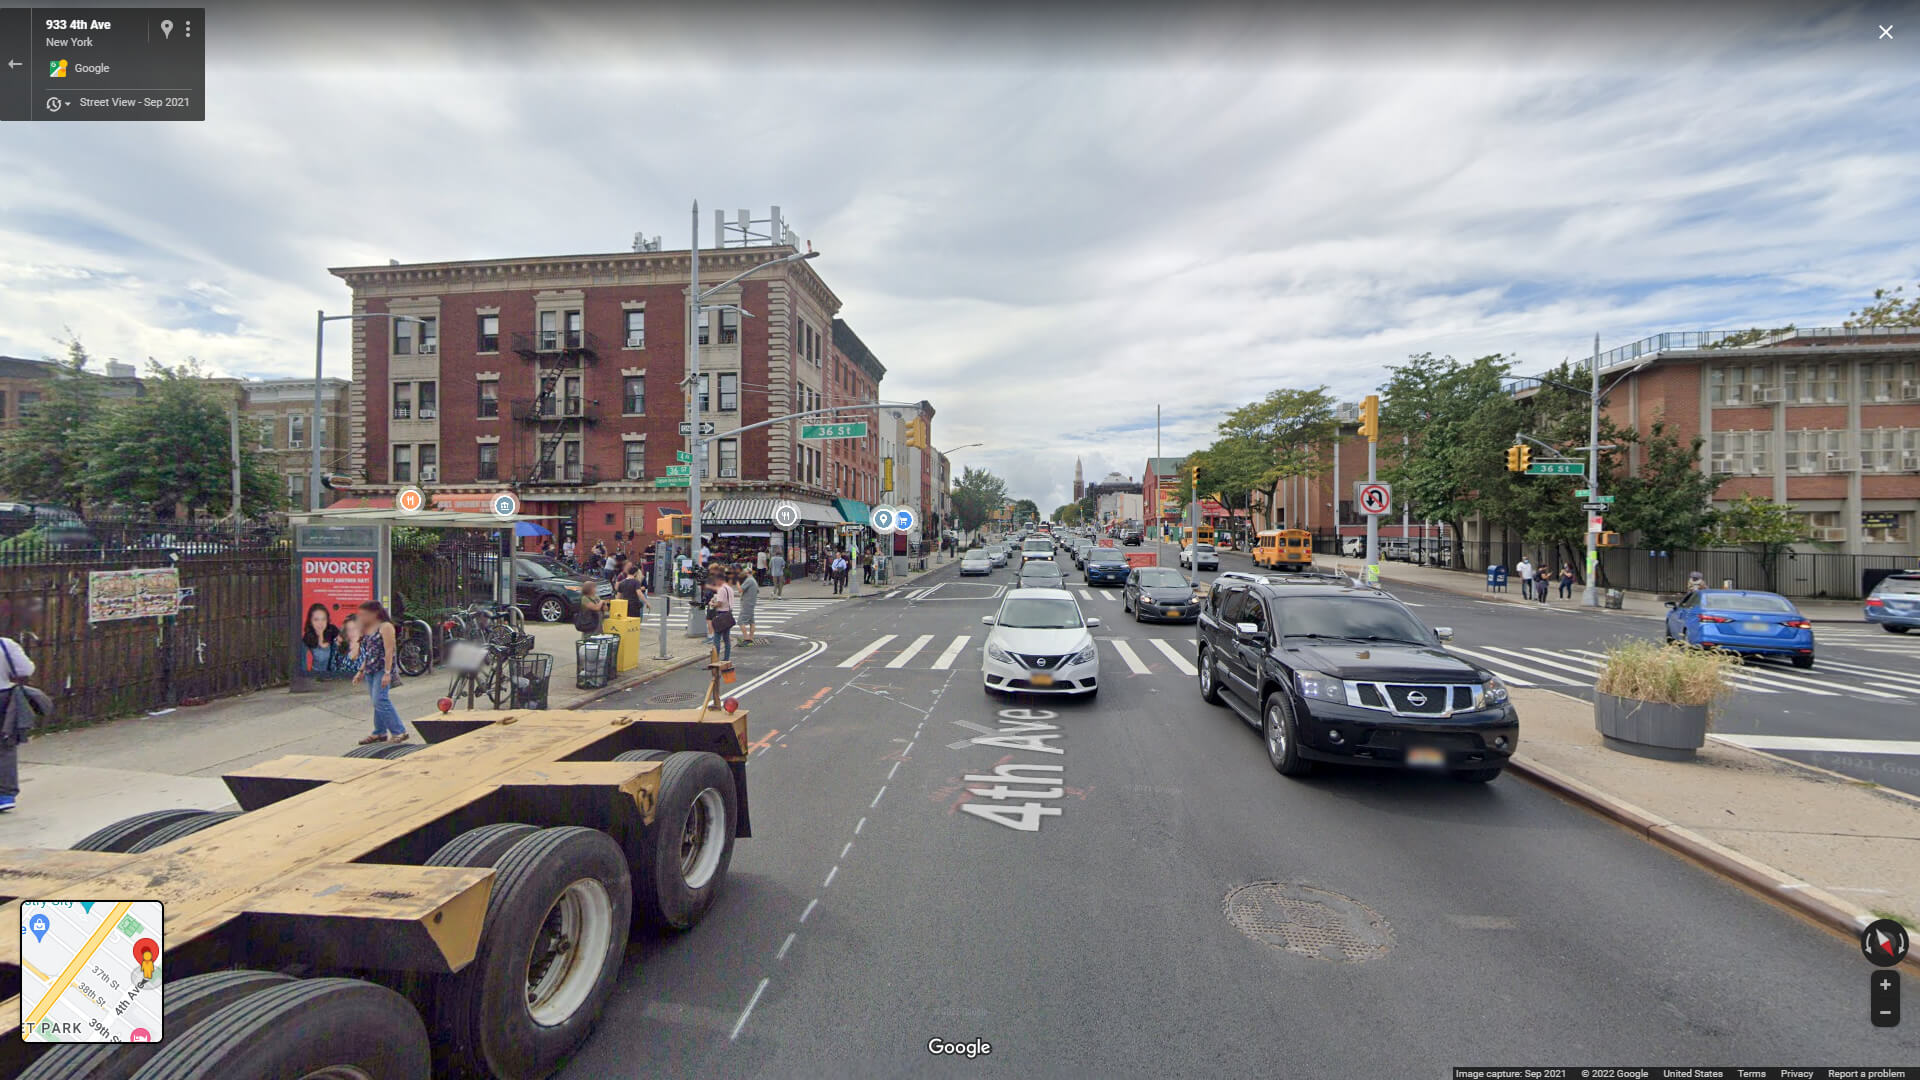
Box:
1179;543;1220;571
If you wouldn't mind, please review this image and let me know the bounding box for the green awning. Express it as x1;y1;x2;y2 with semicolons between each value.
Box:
834;498;871;525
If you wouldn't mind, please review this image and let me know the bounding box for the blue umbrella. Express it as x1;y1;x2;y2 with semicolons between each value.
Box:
514;521;552;537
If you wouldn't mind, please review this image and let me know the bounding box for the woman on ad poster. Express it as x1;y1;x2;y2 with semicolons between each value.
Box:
302;603;341;675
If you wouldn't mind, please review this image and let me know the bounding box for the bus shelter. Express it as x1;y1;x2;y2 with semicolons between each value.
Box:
286;507;555;692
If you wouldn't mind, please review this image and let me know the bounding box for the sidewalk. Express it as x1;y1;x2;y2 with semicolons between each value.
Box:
1509;687;1920;968
767;552;955;600
1315;555;1869;623
2;620;710;849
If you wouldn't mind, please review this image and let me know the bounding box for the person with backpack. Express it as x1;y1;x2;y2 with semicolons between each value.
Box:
705;568;736;665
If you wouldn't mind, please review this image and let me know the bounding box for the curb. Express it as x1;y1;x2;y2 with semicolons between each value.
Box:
567;653;711;709
1506;752;1920;973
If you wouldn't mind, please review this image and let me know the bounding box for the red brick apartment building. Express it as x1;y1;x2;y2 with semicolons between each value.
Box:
827;318;885;512
327;243;865;550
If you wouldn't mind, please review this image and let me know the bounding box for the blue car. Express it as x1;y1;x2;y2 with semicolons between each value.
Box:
1864;572;1920;633
1664;589;1815;668
1083;548;1130;585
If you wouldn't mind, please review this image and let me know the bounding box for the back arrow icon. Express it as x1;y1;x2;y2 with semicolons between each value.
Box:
7;60;20;69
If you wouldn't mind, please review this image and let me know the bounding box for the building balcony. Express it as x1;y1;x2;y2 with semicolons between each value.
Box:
512;329;602;365
509;396;598;425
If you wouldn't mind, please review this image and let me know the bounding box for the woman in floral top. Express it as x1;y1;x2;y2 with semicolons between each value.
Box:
352;601;408;745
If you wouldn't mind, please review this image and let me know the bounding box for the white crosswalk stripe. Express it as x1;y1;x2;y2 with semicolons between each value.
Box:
1554;647;1793;696
1477;646;1606;683
1078;590;1096;603
1148;638;1197;676
838;635;896;668
886;634;936;669
931;635;971;670
1446;645;1571;687
1804;656;1920;691
1109;639;1153;675
1576;647;1905;701
748;597;847;627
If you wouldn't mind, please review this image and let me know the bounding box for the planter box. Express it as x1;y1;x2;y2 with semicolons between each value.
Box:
1594;691;1708;761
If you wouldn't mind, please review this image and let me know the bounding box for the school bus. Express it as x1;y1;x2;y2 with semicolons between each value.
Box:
1252;529;1314;571
1180;524;1215;546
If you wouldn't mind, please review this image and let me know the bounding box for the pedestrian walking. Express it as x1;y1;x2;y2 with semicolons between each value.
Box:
739;566;761;644
769;550;786;599
756;547;770;585
352;601;408;745
831;552;849;594
705;570;736;664
1558;564;1575;599
1537;570;1551;603
616;564;646;625
1515;556;1535;599
562;537;576;563
1;626;50;813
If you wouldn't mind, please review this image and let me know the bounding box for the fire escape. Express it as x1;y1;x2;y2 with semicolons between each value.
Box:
510;322;601;486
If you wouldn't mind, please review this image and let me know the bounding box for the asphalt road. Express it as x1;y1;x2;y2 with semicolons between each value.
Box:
558;546;1919;1078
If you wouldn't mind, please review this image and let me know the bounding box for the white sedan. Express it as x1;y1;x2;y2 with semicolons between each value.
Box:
959;551;995;575
980;588;1101;697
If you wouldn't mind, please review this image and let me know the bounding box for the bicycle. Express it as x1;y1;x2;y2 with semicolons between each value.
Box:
396;617;437;678
445;625;535;710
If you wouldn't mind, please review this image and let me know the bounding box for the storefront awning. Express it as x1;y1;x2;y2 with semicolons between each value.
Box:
699;498;847;527
834;498;871;525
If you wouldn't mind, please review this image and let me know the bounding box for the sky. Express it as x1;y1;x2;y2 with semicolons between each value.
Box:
2;1;1917;512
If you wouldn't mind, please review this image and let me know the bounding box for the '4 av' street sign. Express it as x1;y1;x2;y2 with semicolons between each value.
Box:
676;450;693;463
800;422;869;440
1526;461;1585;476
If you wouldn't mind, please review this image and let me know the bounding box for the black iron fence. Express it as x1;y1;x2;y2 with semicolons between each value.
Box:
0;516;287;568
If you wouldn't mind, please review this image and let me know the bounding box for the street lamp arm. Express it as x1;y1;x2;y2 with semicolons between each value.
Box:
1512;432;1576;460
693;400;932;448
698;250;819;302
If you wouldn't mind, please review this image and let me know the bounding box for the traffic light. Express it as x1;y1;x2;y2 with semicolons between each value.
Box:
1505;445;1533;472
1597;531;1621;548
904;418;928;450
661;513;690;542
1359;394;1380;441
1519;446;1532;472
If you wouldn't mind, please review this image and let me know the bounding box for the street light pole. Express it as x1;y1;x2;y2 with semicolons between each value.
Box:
1583;331;1601;608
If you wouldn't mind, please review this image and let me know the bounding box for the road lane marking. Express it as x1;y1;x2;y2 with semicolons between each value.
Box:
1479;646;1602;681
799;687;831;709
1188;639;1198;647
1586;650;1901;699
729;977;770;1042
841;842;853;859
824;866;838;888
1109;639;1152;674
1077;589;1095;602
932;635;971;670
746;729;782;752
838;635;897;668
800;899;819;923
887;634;936;669
1148;638;1197;676
1442;646;1550;686
777;933;796;961
884;590;901;599
870;786;887;807
729;637;828;698
1800;656;1920;690
855;817;866;834
1562;648;1807;696
1712;734;1920;756
887;760;900;780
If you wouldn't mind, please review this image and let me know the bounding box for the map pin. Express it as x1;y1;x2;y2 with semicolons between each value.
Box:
28;913;49;942
80;902;94;913
160;19;173;39
132;937;159;980
130;1029;152;1042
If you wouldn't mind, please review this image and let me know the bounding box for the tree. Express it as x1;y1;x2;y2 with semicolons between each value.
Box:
1488;360;1636;579
1610;421;1722;551
0;336;102;513
1053;502;1082;525
1218;387;1338;503
1009;498;1040;524
1378;353;1521;568
1707;495;1806;591
1704;326;1794;349
82;360;284;518
1845;283;1920;328
949;466;1009;533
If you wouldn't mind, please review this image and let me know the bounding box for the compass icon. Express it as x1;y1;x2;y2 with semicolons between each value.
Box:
1861;918;1909;968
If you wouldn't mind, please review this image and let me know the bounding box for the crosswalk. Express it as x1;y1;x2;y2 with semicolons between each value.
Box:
1447;643;1920;703
830;632;1196;676
747;597;845;629
1810;626;1920;656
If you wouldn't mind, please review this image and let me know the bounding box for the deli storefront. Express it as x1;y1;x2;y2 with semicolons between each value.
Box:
700;497;849;572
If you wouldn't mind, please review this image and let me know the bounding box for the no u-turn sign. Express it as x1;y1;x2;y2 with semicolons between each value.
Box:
1355;482;1392;517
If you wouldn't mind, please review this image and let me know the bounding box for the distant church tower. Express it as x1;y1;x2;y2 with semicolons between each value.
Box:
1073;458;1084;501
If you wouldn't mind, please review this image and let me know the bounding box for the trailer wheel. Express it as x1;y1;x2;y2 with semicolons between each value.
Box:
344;742;402;759
425;822;540;869
20;969;293;1080
126;811;244;853
69;809;209;853
369;742;425;760
432;827;631;1080
612;749;671;763
124;977;429;1080
638;751;737;931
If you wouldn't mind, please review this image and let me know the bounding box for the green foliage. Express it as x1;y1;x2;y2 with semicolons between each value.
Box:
1053;502;1083;525
1704;326;1794;349
1610;422;1722;551
1485;361;1636;572
0;337;101;512
1218;386;1337;490
391;526;445;554
1378;353;1521;566
1010;498;1040;523
1707;494;1806;590
82;360;284;517
950;467;1010;532
1845;284;1920;328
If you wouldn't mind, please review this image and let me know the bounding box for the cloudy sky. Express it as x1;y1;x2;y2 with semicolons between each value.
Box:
3;1;1916;511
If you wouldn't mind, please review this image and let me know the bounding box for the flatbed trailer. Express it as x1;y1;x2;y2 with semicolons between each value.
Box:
0;701;752;1080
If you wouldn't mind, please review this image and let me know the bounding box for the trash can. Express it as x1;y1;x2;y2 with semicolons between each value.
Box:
575;634;619;690
511;652;554;709
1604;588;1625;610
604;614;643;672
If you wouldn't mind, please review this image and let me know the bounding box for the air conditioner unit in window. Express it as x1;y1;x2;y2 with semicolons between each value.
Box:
419;408;437;420
627;336;644;349
1756;387;1786;403
1902;451;1920;471
1708;455;1742;474
1814;527;1848;542
419;345;437;355
1902;382;1920;402
419;466;438;482
1824;454;1857;472
719;468;739;478
626;466;645;480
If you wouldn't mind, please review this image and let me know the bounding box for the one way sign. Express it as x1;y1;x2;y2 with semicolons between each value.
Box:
677;421;717;436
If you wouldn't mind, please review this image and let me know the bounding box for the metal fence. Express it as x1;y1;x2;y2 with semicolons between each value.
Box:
1410;538;1910;600
0;553;289;728
0;516;287;568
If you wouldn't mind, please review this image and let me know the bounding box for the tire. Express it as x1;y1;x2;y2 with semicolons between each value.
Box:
1792;655;1814;669
538;596;570;624
1263;693;1312;777
125;977;430;1080
485;665;513;710
637;752;738;932
432;827;631;1080
367;741;425;760
21;970;294;1080
1197;647;1225;706
613;749;673;763
1453;767;1503;783
126;810;243;853
345;741;398;759
1886;625;1909;634
426;822;540;869
397;638;431;678
69;808;209;853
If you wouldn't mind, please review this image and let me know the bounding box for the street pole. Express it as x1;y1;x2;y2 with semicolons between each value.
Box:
311;310;325;512
685;200;706;638
1400;432;1410;553
1365;436;1378;575
1331;429;1340;553
1583;331;1601;608
229;402;242;521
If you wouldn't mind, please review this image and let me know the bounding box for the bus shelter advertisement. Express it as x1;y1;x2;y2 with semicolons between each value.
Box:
297;554;375;680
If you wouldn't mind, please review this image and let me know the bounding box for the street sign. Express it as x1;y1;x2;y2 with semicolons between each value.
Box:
662;465;691;477
870;505;898;533
1588;515;1604;534
894;507;916;534
655;477;690;488
1582;496;1615;506
1526;462;1585;475
675;450;693;463
800;422;869;440
1355;482;1392;517
772;502;801;531
395;487;426;514
677;421;717;436
489;492;520;519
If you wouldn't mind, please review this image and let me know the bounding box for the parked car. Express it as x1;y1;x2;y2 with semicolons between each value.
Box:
980;588;1101;697
1082;547;1130;586
1178;543;1220;571
960;551;995;576
1122;566;1201;623
1196;578;1516;782
1665;589;1815;667
1017;561;1067;590
1864;572;1920;633
513;560;592;623
1340;537;1365;558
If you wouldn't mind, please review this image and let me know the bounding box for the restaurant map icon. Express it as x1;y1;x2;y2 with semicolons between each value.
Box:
20;901;164;1043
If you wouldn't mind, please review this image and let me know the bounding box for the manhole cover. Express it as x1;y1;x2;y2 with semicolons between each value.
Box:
1223;882;1392;963
646;691;697;706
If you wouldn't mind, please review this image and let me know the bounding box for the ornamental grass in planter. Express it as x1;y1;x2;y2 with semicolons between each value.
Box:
1592;639;1743;761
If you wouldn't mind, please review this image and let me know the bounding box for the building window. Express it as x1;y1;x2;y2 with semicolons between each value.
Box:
539;310;558;351
564;310;583;350
418;381;438;420
623;441;646;480
393;321;412;356
563;440;583;482
625;310;645;349
719;308;739;345
393;445;412;483
392;382;412;420
478;314;500;352
1709;430;1771;476
561;375;582;416
697;310;710;346
418;316;438;354
623;376;645;415
1812;362;1844;404
718;438;738;478
1863;428;1900;472
697;373;711;412
418;443;438;480
288;414;306;448
477;379;499;418
16;391;39;416
1710;364;1747;406
0;389;7;422
256;418;274;449
1863;511;1912;545
288;473;306;502
1785;429;1847;473
1870;361;1919;402
719;373;738;412
478;443;498;480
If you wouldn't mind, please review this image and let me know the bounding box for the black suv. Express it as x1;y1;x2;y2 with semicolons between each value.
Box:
1194;579;1517;782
